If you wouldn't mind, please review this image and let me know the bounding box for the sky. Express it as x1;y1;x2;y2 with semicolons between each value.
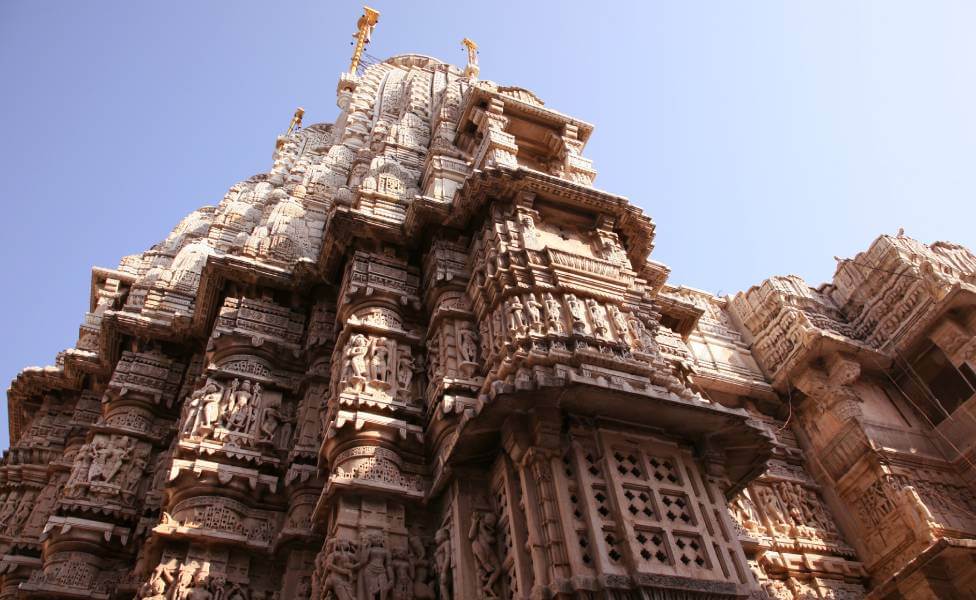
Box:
1;1;974;449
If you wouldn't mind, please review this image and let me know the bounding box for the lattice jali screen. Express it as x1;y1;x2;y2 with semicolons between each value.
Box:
561;427;751;585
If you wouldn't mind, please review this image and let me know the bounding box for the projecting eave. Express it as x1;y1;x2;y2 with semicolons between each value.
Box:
458;83;595;144
449;166;656;265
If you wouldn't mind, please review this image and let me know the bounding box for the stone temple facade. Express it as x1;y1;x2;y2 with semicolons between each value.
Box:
3;40;976;600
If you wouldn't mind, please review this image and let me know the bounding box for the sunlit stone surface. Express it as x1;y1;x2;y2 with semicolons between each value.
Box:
2;50;975;600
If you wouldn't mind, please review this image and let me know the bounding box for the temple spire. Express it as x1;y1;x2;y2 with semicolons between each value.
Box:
348;6;380;75
462;37;479;78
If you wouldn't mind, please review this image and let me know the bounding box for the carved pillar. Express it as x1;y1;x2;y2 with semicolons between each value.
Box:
472;97;518;170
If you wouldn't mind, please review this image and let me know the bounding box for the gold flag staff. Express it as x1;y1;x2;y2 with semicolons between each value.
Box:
462;37;479;78
349;6;380;75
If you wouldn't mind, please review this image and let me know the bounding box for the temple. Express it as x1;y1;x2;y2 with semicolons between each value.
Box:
2;9;976;600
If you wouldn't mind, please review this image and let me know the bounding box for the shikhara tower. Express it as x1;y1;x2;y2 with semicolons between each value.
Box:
3;8;976;600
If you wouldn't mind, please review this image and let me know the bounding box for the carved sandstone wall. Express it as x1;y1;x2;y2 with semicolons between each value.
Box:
2;51;975;600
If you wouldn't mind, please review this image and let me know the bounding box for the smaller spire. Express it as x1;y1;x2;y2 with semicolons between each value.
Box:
462;38;479;78
287;107;305;135
349;6;380;75
276;107;305;150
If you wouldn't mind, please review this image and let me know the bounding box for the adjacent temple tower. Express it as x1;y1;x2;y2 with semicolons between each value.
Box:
3;8;976;600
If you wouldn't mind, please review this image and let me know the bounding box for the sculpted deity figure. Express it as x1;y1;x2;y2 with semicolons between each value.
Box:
320;538;356;600
123;454;148;495
225;380;253;431
182;572;213;600
343;334;370;386
138;577;167;600
226;583;248;600
525;295;543;331
260;401;282;443
476;322;490;360
180;386;204;436
197;380;225;433
565;294;587;334
433;527;452;600
396;352;415;400
607;305;630;341
7;496;33;534
586;299;610;338
65;444;96;495
491;309;504;350
0;491;19;529
370;338;392;386
627;314;654;351
408;535;435;600
543;293;563;334
87;437;131;484
391;548;414;600
458;328;479;365
356;532;394;600
507;297;526;333
468;513;502;598
730;492;761;532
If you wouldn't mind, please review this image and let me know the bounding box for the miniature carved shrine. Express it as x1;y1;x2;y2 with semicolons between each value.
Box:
2;8;976;600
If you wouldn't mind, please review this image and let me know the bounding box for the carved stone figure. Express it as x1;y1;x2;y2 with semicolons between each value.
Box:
468;513;501;598
525;295;543;331
456;328;477;367
183;572;213;600
585;298;609;338
543;293;563;334
356;532;394;600
396;352;415;400
408;536;435;600
607;304;630;341
322;543;357;600
507;297;526;334
433;528;452;600
565;294;586;334
343;333;370;387
370;338;392;386
391;548;414;600
260;402;282;442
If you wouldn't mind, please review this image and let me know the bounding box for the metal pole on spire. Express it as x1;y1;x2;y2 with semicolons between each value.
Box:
349;6;380;75
462;38;479;78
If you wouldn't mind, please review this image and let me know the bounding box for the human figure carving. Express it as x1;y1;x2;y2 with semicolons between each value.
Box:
408;535;435;600
226;380;253;431
344;334;370;389
325;539;358;600
356;532;394;600
180;386;205;436
390;548;414;600
607;305;630;341
565;294;586;334
507;297;526;333
260;401;282;443
468;513;501;598
458;328;478;365
525;295;543;332
433;527;452;600
197;380;224;433
543;293;563;334
182;572;213;600
65;444;96;495
369;338;391;386
586;298;610;338
396;352;415;400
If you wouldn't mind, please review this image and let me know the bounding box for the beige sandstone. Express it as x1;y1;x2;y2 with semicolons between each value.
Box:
2;9;975;600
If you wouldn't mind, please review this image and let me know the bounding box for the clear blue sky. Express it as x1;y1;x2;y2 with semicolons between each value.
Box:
2;1;974;449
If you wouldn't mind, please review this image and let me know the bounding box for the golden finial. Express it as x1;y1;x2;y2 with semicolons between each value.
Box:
276;107;305;150
349;6;380;75
286;107;305;136
462;38;479;78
